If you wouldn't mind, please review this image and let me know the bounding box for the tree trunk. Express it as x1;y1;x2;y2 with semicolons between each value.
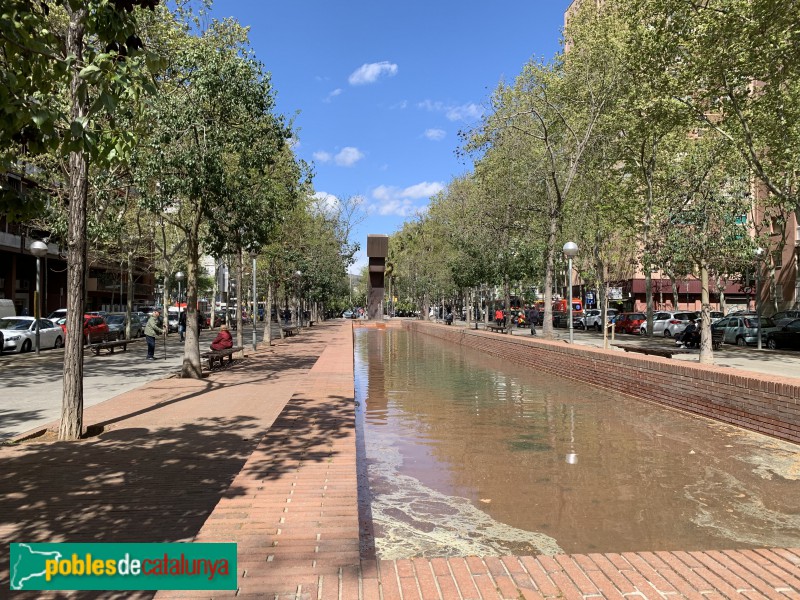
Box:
126;251;134;339
645;271;653;337
236;249;244;348
180;222;203;378
699;262;713;364
542;212;558;338
59;6;89;441
671;279;680;310
210;258;217;329
264;273;273;346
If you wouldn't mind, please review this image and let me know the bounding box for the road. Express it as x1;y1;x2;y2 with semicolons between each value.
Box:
0;325;272;441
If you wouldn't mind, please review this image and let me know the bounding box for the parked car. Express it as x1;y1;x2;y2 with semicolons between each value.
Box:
0;317;63;353
47;308;67;320
766;318;800;350
711;314;778;346
342;309;354;319
167;312;179;333
771;310;800;329
614;312;646;335
639;311;695;338
579;308;619;331
105;313;143;339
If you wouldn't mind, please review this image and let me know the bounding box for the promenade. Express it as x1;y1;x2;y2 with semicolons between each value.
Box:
2;320;798;599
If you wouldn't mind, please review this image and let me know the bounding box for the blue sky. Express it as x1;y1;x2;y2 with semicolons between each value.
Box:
208;1;572;273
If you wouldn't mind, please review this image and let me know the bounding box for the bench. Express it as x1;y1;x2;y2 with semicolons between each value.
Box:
201;346;244;370
485;324;510;334
308;320;316;327
88;333;140;356
282;326;301;337
613;344;693;359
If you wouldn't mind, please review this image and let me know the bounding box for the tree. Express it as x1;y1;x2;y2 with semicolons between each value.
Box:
1;0;161;440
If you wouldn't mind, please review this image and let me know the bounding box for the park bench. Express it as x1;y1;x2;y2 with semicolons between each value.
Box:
282;326;301;337
613;344;694;359
485;324;510;334
201;346;244;370
88;332;139;356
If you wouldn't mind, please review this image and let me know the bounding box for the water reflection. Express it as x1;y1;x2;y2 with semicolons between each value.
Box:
355;328;800;558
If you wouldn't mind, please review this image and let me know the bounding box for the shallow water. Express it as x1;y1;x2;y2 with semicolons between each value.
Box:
355;327;800;559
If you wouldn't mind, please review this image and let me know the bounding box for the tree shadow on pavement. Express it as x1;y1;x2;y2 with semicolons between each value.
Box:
0;415;264;598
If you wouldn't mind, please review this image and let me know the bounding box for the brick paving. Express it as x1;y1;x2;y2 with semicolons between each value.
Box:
2;321;799;599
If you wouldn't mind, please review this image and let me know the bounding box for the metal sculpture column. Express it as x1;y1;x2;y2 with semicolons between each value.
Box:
366;234;388;320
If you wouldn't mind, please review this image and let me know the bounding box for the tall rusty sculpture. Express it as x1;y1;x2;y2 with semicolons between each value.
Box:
366;234;388;320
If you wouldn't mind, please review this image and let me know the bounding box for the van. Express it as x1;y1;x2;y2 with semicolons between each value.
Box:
0;299;16;319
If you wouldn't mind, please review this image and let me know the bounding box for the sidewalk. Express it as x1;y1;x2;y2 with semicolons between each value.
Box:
2;321;798;599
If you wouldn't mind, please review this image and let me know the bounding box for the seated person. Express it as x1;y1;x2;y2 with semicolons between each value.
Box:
210;324;233;351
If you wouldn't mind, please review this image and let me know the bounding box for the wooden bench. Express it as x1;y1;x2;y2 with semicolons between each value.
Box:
485;324;510;334
88;333;139;356
613;344;693;359
282;326;301;337
201;346;244;370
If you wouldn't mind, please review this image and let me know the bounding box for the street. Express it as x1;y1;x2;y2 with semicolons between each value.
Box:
0;325;272;441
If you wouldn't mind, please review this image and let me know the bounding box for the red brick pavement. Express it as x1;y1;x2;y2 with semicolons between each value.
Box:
2;321;799;599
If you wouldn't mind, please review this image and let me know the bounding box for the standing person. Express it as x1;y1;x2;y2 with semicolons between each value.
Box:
144;309;163;360
178;309;187;342
530;305;539;336
494;307;504;326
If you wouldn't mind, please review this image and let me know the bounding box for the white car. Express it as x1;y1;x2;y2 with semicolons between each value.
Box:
639;311;695;338
579;308;618;331
0;316;64;353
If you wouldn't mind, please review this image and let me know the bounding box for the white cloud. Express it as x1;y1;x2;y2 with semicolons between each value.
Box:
391;100;408;110
417;99;484;122
424;128;446;141
446;103;483;121
348;61;398;85
335;147;365;167
313;151;332;163
288;137;300;149
369;181;445;216
312;191;340;215
324;88;342;103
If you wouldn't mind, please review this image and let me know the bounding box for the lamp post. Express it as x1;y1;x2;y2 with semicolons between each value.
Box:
175;271;185;338
563;242;579;344
30;240;48;355
754;247;764;350
250;250;258;351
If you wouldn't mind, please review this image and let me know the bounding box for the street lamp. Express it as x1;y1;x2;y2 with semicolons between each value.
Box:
30;240;48;355
563;241;579;344
754;247;764;350
249;250;258;352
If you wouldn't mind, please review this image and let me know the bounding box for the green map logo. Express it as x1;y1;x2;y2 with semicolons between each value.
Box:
9;543;237;591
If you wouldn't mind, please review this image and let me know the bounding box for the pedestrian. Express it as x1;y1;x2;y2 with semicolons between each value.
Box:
494;307;504;326
144;309;163;360
210;323;233;351
178;309;186;342
530;305;539;336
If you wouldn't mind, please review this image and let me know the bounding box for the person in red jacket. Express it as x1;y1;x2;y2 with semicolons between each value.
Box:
210;323;233;350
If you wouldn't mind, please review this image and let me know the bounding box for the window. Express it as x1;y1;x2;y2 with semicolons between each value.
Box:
773;249;782;269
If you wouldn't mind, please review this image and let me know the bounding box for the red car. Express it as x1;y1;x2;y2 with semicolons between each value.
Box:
614;312;647;335
56;314;111;344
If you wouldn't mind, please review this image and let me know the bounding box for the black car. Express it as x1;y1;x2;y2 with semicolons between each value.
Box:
766;318;800;350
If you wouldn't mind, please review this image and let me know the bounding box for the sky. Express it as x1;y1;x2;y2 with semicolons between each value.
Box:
208;1;573;273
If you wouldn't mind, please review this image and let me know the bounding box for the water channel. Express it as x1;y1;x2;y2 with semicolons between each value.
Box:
355;327;800;559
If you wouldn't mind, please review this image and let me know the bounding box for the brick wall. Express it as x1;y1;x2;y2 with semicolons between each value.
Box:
403;321;800;444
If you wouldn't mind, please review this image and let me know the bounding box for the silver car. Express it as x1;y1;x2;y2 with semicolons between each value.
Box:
105;313;143;339
639;311;695;338
0;317;64;353
712;315;778;346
